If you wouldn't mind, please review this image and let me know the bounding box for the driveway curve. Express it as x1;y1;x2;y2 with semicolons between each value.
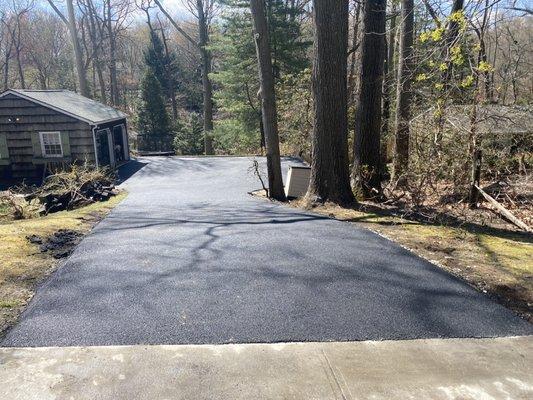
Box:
2;157;531;347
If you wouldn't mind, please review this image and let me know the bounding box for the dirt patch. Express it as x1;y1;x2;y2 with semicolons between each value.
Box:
0;192;127;338
27;229;83;259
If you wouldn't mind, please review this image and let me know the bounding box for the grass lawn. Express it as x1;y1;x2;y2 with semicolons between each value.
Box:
0;192;127;337
295;201;533;321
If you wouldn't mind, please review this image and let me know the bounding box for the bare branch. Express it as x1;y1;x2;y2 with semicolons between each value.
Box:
153;0;198;48
45;0;69;25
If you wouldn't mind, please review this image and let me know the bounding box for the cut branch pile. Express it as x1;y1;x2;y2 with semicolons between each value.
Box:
31;165;118;214
1;165;119;218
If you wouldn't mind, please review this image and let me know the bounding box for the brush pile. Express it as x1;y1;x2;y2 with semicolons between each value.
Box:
32;165;118;214
1;164;118;218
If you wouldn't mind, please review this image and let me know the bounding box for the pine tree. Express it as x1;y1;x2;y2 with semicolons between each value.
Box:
173;113;204;155
210;0;310;151
144;30;179;118
137;69;172;152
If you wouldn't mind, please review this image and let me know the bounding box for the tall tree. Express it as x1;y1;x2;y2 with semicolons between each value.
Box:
352;0;386;197
144;27;179;120
250;0;285;201
195;0;215;154
434;0;465;150
137;68;172;151
209;0;310;153
104;0;119;105
80;0;107;102
381;2;397;141
306;0;355;206
46;0;89;97
65;0;90;97
392;0;414;181
154;0;215;155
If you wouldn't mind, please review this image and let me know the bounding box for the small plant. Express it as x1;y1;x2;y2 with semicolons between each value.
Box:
248;158;268;196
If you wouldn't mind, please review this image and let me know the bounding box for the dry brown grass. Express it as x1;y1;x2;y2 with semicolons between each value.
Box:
0;192;127;337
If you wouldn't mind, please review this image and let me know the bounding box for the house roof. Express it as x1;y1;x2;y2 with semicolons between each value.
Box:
0;89;127;125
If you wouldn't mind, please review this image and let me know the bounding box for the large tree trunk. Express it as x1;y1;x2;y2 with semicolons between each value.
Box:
66;0;90;97
196;0;214;155
352;0;386;197
392;0;414;181
250;0;286;201
306;0;355;206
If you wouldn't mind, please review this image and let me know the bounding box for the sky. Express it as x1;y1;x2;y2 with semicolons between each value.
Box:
157;0;191;18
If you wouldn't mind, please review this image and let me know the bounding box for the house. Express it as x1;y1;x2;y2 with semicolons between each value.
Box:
0;89;130;184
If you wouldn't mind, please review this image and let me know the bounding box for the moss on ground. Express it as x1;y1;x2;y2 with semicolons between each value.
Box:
0;192;127;337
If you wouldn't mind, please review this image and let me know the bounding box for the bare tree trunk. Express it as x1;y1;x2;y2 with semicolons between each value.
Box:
3;49;10;90
160;25;178;120
250;0;286;201
306;0;355;206
196;0;214;155
468;103;481;207
475;0;491;102
392;0;414;181
85;3;107;103
14;28;25;89
442;0;465;84
66;0;90;97
434;0;465;150
154;0;214;153
381;3;397;163
347;0;361;107
352;0;386;197
106;0;119;105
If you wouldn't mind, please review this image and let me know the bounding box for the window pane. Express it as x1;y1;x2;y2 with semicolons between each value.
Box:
41;132;62;156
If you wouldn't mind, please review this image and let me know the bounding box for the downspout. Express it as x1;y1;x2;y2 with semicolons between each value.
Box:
91;124;100;168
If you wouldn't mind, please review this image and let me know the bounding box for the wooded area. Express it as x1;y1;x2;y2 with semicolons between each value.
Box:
0;0;531;224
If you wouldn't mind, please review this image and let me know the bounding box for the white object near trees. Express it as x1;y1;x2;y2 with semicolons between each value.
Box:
285;165;311;198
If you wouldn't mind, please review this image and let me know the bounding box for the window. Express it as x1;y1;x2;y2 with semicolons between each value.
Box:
40;132;63;157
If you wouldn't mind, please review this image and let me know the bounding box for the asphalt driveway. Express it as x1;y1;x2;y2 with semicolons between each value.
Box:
2;157;531;347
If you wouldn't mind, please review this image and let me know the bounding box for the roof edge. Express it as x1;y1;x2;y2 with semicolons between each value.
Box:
0;89;127;124
0;89;93;124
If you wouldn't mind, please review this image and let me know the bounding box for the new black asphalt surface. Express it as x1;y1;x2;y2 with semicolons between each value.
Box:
2;157;531;347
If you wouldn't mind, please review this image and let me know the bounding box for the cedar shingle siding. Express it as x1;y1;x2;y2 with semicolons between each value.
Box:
0;90;129;185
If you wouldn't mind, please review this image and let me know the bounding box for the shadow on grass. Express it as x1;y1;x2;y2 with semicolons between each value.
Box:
336;202;533;245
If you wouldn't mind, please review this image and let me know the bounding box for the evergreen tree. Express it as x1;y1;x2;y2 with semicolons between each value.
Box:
144;30;179;118
136;69;172;152
173;113;205;155
210;0;311;151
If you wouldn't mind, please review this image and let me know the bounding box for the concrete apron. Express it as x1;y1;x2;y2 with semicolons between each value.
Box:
1;336;532;400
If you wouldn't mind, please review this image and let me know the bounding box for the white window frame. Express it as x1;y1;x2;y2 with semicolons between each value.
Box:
39;131;63;158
